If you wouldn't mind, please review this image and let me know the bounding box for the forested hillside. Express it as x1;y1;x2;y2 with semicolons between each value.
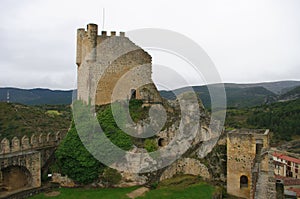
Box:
225;99;300;146
0;102;71;139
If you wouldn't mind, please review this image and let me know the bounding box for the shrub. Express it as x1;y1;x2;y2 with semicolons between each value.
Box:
101;167;122;187
144;139;158;152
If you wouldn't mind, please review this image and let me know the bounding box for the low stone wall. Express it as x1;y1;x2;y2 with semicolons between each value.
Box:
160;158;211;181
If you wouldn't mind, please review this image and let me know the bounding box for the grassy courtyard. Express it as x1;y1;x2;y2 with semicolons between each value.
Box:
31;175;216;199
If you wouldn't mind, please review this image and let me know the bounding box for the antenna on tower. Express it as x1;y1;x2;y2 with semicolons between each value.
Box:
7;90;10;103
102;8;105;30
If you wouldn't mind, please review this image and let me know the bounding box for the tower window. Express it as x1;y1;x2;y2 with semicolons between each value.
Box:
255;139;263;155
240;175;248;188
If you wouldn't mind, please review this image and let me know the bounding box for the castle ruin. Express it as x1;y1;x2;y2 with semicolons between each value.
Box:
227;129;276;199
76;23;161;105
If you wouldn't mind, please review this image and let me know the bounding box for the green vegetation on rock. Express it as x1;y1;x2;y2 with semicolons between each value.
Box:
55;123;105;184
55;99;153;184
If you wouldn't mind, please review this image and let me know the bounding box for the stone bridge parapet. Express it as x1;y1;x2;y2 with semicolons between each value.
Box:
0;132;65;155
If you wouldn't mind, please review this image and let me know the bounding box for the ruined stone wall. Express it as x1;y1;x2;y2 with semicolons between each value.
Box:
227;129;271;199
76;24;160;105
227;132;256;198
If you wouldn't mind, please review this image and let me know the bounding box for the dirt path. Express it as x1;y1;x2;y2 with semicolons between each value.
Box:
126;187;149;199
44;190;61;197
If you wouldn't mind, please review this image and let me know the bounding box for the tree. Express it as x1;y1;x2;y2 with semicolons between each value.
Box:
55;123;104;184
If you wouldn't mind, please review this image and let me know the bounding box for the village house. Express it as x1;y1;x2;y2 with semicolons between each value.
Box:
273;152;300;178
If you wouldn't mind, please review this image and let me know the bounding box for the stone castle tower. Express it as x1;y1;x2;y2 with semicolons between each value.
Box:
227;129;276;198
76;23;161;105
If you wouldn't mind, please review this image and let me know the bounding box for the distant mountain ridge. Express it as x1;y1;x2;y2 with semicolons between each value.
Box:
0;81;299;107
222;81;300;94
160;84;277;108
0;87;73;105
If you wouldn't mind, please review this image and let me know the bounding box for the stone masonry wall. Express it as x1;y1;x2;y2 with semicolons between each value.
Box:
227;133;256;199
76;24;160;105
0;132;64;155
227;129;270;199
0;151;41;190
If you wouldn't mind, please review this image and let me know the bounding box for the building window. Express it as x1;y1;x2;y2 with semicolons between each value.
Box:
296;165;298;174
240;175;248;188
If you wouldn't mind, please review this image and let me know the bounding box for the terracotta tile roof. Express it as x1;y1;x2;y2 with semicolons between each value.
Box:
273;152;300;164
287;187;300;197
275;175;300;186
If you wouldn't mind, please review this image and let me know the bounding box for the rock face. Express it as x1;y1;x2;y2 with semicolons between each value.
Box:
108;97;225;185
52;173;76;187
227;129;276;199
160;158;211;181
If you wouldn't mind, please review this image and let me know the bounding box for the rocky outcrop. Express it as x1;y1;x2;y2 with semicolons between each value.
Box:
52;173;76;187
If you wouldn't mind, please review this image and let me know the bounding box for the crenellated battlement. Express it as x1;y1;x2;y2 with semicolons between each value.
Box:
76;23;162;106
0;132;65;155
76;23;126;66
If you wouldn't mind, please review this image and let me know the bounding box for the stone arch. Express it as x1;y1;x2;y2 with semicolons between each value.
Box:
240;175;248;188
160;158;211;181
11;137;20;153
0;166;32;191
21;135;30;150
0;138;10;154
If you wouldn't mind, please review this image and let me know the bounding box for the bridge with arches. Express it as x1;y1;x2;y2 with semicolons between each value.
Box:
0;132;66;197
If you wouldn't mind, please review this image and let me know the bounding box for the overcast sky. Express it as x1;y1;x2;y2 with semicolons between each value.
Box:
0;0;299;90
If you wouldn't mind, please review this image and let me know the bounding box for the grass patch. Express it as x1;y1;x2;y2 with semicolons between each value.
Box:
138;175;214;199
30;187;138;199
30;175;216;199
138;183;214;199
45;110;62;116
